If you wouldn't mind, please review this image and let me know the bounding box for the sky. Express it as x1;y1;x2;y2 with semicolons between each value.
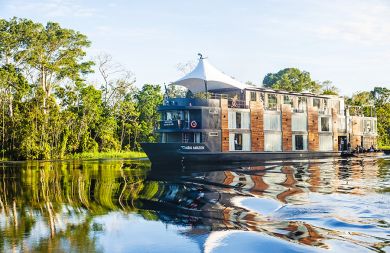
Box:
1;0;389;95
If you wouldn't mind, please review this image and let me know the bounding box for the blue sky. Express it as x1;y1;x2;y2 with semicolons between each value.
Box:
1;0;389;95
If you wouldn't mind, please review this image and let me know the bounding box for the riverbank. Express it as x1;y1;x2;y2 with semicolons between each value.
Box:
65;151;146;159
379;146;390;154
0;151;147;161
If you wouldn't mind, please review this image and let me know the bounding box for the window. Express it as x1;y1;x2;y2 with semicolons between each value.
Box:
183;133;190;143
194;133;201;143
338;117;346;131
364;119;373;133
242;133;251;151
235;133;242;150
228;110;250;129
340;100;345;115
313;98;320;108
319;135;333;151
236;112;242;129
264;133;282;151
250;91;257;101
241;112;250;129
264;113;281;131
165;133;181;143
293;135;307;151
320;117;331;132
267;94;278;110
297;97;307;112
259;93;265;103
292;113;307;131
283;95;293;106
324;99;328;110
164;111;183;120
229;133;242;151
161;133;167;143
229;133;250;151
332;100;340;114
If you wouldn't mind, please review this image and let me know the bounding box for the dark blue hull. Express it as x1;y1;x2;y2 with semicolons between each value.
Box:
141;143;342;165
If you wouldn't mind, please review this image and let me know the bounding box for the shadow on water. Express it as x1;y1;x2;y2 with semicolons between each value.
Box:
0;157;389;252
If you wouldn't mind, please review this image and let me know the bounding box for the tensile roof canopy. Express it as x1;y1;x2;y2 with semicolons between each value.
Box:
172;55;248;93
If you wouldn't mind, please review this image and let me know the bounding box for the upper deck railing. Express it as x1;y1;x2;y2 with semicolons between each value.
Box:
162;93;249;109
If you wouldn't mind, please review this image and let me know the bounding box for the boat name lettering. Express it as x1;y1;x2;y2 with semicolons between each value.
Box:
163;121;174;126
180;145;205;150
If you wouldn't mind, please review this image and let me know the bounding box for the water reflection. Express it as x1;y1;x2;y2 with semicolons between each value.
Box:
0;157;389;252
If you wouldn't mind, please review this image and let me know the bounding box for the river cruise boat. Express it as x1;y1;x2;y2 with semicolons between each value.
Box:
141;55;379;164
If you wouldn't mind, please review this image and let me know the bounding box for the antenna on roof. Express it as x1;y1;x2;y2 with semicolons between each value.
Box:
197;53;207;59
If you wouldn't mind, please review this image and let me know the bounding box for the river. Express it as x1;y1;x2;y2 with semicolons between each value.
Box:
0;156;389;252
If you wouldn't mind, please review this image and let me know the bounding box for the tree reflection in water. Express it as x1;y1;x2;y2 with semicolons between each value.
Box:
0;158;389;252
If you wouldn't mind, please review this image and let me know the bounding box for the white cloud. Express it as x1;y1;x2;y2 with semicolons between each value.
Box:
7;0;97;18
315;1;390;45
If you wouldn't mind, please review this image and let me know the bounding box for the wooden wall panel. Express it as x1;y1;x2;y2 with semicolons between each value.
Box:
308;106;319;151
221;99;229;152
250;101;264;151
332;108;338;151
350;117;361;149
282;104;292;151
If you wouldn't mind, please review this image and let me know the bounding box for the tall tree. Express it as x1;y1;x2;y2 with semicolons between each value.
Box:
346;87;390;147
22;21;94;112
263;68;321;93
96;53;135;108
321;80;339;95
136;84;163;145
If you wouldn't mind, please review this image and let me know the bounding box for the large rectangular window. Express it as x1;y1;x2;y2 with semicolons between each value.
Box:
267;94;278;110
297;97;307;112
293;134;307;151
242;112;250;129
319;117;331;132
250;91;257;101
264;133;282;151
164;111;184;120
229;133;251;151
319;135;333;151
164;133;182;143
283;95;293;106
228;110;250;129
313;98;321;108
292;113;307;131
264;113;281;131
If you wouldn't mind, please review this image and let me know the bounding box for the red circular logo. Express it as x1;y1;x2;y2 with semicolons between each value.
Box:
190;120;197;128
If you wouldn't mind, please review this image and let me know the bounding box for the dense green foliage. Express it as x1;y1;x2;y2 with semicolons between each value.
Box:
263;68;321;93
263;68;340;95
347;87;390;148
0;18;162;160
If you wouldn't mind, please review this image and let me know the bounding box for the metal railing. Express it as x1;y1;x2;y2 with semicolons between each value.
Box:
318;108;331;115
228;99;248;109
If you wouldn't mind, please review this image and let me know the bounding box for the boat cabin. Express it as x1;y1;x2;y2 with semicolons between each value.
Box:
156;56;378;153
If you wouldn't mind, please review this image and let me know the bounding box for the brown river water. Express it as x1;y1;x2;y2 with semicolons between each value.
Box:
0;156;389;252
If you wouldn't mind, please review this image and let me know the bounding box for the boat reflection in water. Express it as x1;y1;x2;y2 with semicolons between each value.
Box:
0;157;389;252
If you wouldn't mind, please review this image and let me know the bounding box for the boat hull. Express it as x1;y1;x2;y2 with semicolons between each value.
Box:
141;143;344;165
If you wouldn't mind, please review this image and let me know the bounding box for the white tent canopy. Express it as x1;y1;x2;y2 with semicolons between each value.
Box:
172;56;248;93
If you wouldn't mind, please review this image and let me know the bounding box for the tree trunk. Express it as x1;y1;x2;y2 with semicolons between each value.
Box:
41;65;47;114
120;120;125;149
